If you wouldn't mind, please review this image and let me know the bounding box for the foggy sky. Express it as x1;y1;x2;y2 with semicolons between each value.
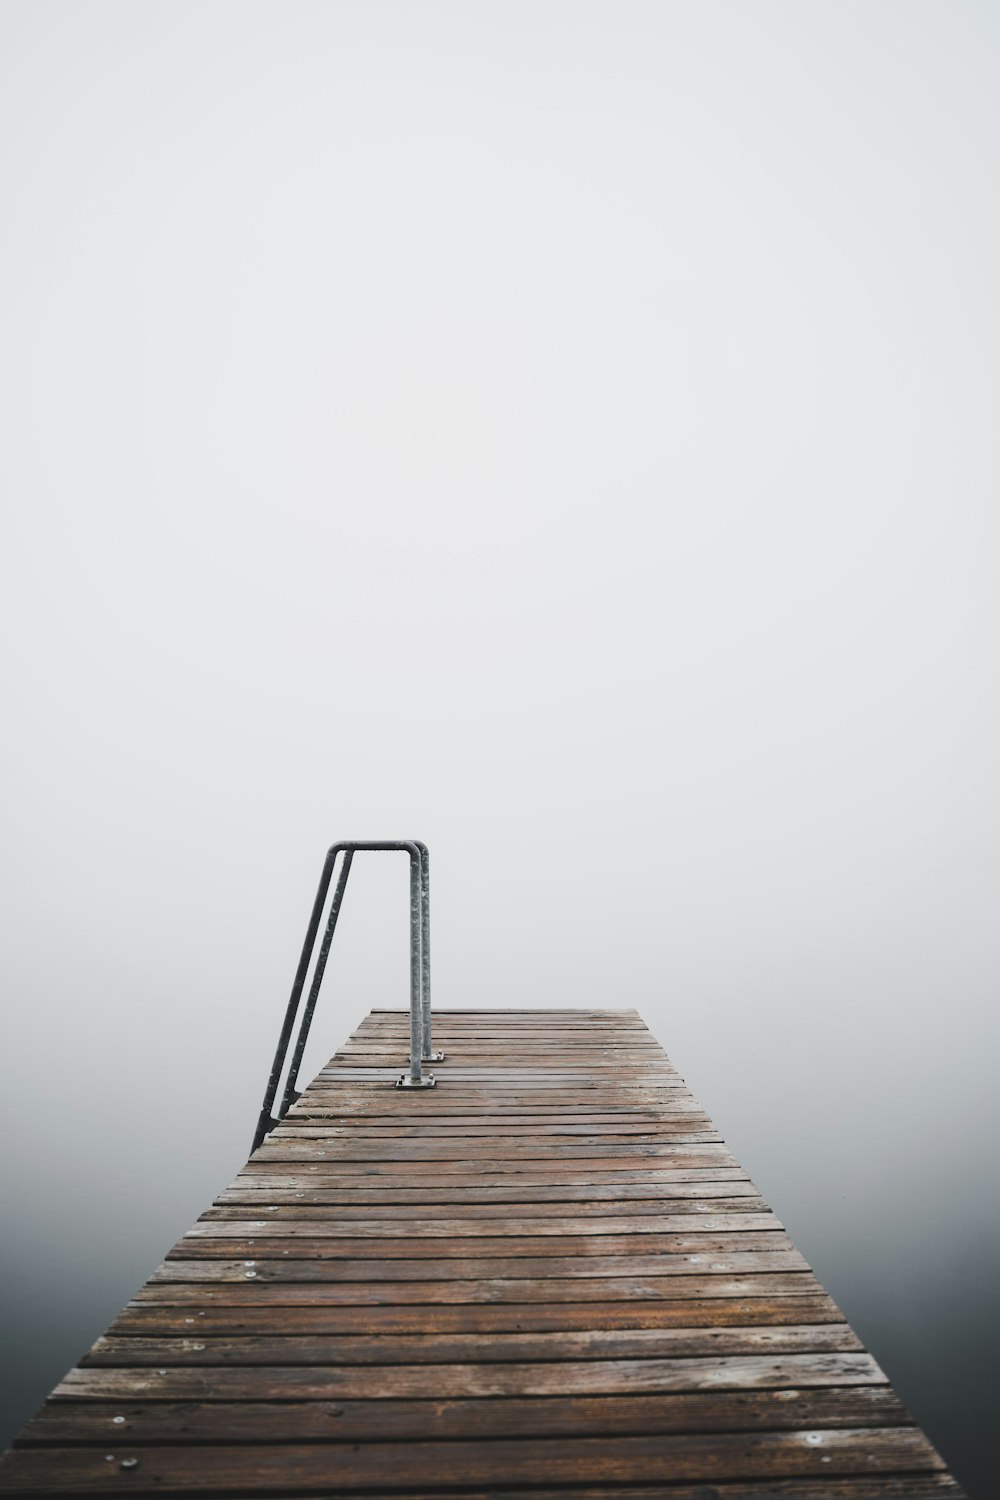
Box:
2;3;998;1492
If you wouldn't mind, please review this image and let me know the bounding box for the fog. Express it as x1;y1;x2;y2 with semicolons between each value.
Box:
1;2;998;1492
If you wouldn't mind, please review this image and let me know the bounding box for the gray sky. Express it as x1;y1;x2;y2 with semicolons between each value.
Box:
2;2;999;1489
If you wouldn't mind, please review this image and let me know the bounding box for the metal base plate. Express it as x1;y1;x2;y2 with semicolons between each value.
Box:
395;1073;437;1089
409;1051;446;1063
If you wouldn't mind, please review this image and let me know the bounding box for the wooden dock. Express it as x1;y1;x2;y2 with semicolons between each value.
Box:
0;1008;964;1497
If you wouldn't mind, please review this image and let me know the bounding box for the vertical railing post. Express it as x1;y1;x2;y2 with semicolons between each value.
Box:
415;841;443;1062
397;844;436;1088
410;849;423;1082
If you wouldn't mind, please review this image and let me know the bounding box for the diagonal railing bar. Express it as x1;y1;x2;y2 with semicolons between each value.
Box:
276;848;355;1122
251;840;440;1153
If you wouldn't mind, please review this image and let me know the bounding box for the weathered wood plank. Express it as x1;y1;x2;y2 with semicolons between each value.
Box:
132;1271;827;1304
247;1149;739;1170
86;1323;864;1369
237;1160;742;1182
215;1182;761;1208
285;1107;705;1121
158;1251;806;1281
316;1075;691;1085
0;1428;946;1492
277;1122;718;1138
193;1220;782;1247
108;1292;849;1335
229;1165;749;1183
55;1351;888;1399
48;1483;956;1500
17;1484;955;1500
254;1142;731;1162
332;1053;675;1065
179;1211;782;1237
15;1386;912;1445
84;1324;862;1366
293;1100;699;1112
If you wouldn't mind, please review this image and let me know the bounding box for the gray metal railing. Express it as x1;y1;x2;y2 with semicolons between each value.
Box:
251;840;441;1152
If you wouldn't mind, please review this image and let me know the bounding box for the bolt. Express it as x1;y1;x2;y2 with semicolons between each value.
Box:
805;1433;823;1446
245;1270;257;1278
112;1417;126;1426
157;1370;167;1376
243;1261;256;1267
191;1343;205;1351
120;1458;139;1471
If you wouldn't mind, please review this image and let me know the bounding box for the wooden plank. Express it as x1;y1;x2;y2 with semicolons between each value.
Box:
199;1211;776;1235
286;1106;705;1119
20;1483;954;1500
170;1228;792;1254
316;1070;685;1081
16;1386;912;1444
278;1122;718;1137
326;1041;675;1051
248;1148;738;1169
366;1007;645;1016
334;1056;676;1066
9;1483;956;1500
212;1199;770;1218
294;1101;698;1113
0;1429;946;1492
179;1212;782;1237
279;1132;724;1148
107;1292;850;1335
215;1182;762;1207
212;1196;766;1215
183;1218;786;1241
131;1272;827;1304
84;1324;862;1365
356;1015;650;1024
230;1164;750;1180
314;1077;688;1088
55;1351;888;1399
237;1161;742;1181
158;1248;815;1272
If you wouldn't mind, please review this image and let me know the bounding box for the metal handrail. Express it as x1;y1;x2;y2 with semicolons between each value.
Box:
251;840;441;1152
